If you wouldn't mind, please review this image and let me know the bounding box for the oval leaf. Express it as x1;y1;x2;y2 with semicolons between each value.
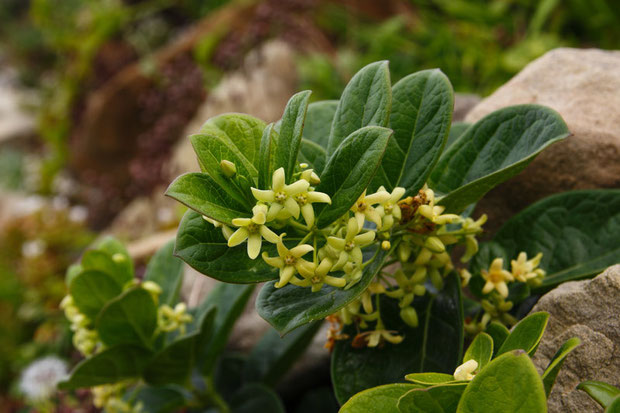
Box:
379;69;453;195
577;381;620;409
315;126;392;228
339;383;422;413
166;173;250;225
497;312;549;356
304;100;338;148
299;139;327;174
485;322;510;357
69;270;123;319
404;373;458;386
397;383;468;413
199;113;266;168
430;104;570;213
81;249;132;288
456;351;547;413
542;337;580;396
332;273;463;404
174;210;278;283
144;240;184;306
463;332;493;371
96;288;158;348
95;237;134;280
274;90;312;182
327;61;391;154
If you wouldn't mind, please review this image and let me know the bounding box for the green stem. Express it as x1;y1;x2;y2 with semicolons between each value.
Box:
204;375;231;413
299;231;314;245
288;219;310;232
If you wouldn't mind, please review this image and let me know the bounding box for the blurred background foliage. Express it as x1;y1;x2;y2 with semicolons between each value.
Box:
0;0;618;410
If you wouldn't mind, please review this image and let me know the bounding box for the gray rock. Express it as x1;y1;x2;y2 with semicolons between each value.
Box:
530;265;620;413
453;93;481;122
465;48;620;235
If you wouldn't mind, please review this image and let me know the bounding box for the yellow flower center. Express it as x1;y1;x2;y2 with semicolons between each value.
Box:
489;271;504;283
275;192;287;203
284;255;297;266
357;201;367;211
295;193;308;205
344;241;356;251
384;203;393;214
311;275;322;284
247;223;259;233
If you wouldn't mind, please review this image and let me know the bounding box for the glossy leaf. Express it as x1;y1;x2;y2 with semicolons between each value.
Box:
303;100;338;148
331;273;463;404
229;383;285;413
542;337;580;396
378;69;453;195
484;322;509;358
166;173;250;225
298;139;327;174
497;312;549;356
190;133;257;206
463;332;493;370
456;351;546;413
577;381;620;408
327;61;391;154
174;210;278;283
58;345;153;389
430;104;570;213
243;321;322;386
69;270;122;319
199;113;265;168
81;249;131;288
258;123;277;189
195;283;255;373
404;373;457;386
315;126;392;228
445;122;471;150
473;190;620;290
274;90;311;182
257;248;388;335
339;383;421;413
95;237;134;280
96;288;157;347
143;240;184;306
397;383;468;413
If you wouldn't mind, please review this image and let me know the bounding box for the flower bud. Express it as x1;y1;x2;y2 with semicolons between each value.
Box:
429;267;444;289
400;306;419;327
220;160;237;177
424;236;445;253
381;240;391;251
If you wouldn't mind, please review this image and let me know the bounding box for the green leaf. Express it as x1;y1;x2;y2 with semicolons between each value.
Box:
577;381;620;409
327;61;391;155
256;248;388;335
134;386;188;413
485;322;509;357
65;263;83;286
298;139;327;174
166;172;250;225
144;240;184;306
463;332;493;371
339;383;422;413
430;104;570;213
95;237;134;280
214;354;247;401
456;351;546;413
243;321;322;386
190;133;257;206
542;337;580;396
174;210;278;283
81;249;132;288
303;100;338;148
474;190;620;290
397;383;468;413
404;373;458;386
445;122;471;150
195;283;255;374
199;113;266;168
378;69;453;195
497;312;549;356
607;396;620;413
315;126;392;228
58;345;153;389
229;383;285;413
143;307;216;386
274;90;312;182
331;273;463;404
258;123;277;189
69;270;123;319
96;288;157;347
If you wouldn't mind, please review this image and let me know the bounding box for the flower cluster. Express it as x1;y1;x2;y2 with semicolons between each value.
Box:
60;295;99;356
92;383;143;413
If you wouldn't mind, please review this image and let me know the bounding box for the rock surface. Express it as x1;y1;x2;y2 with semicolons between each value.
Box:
530;265;620;413
465;48;620;234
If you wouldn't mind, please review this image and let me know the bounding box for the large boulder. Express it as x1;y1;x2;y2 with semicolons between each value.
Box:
465;48;620;234
530;265;620;412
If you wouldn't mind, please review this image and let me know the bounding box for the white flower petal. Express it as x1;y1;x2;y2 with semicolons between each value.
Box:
260;226;280;244
247;233;262;259
272;168;285;190
354;231;375;246
301;203;315;227
251;188;275;202
306;191;331;204
290;244;314;257
228;227;249;247
284;196;300;218
285;179;310;195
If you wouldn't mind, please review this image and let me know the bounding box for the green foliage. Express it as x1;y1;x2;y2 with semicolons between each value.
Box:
342;312;579;412
578;380;620;410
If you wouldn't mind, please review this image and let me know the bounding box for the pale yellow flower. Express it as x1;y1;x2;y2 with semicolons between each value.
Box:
251;167;310;220
481;258;514;298
290;257;346;292
375;186;406;230
228;204;280;259
364;320;404;347
293;189;331;228
262;239;315;288
351;189;390;229
453;359;478;381
417;187;460;225
511;252;545;283
158;303;193;334
327;217;375;270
